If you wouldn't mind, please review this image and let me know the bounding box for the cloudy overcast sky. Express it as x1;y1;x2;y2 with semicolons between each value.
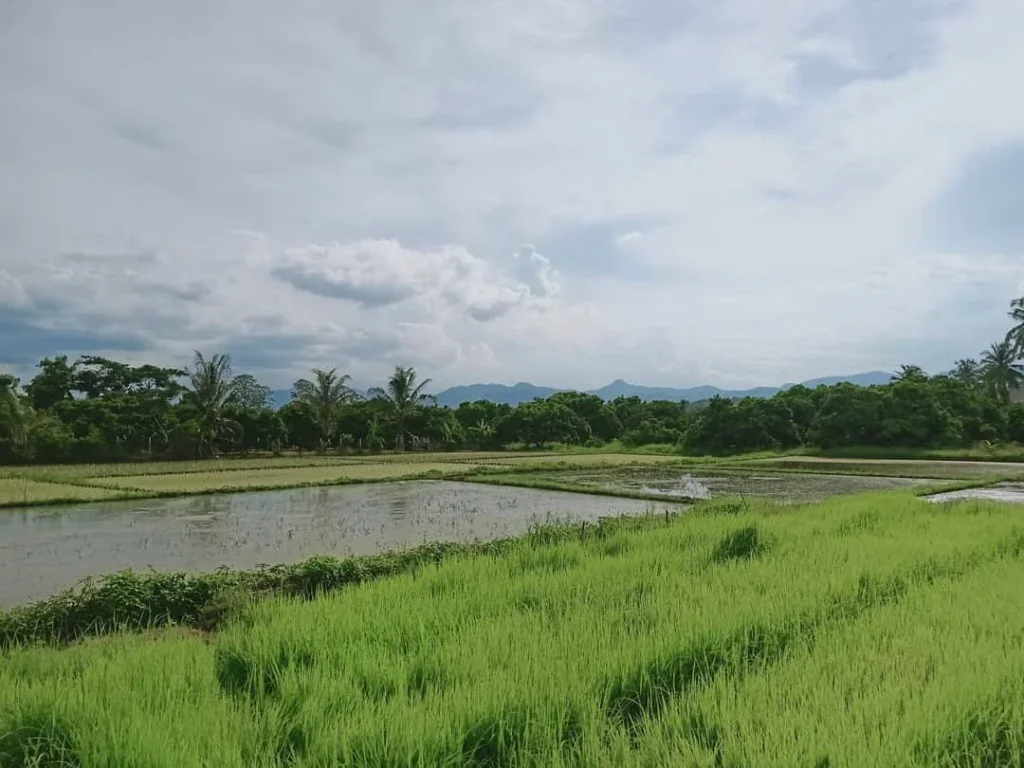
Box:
2;0;1023;391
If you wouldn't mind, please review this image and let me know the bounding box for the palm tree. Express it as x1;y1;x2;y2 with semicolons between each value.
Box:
892;364;926;383
0;375;33;449
368;366;434;451
291;368;354;452
1008;297;1024;355
980;337;1024;404
950;358;980;385
185;351;239;457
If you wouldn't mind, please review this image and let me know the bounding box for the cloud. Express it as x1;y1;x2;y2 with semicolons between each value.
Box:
274;239;559;320
2;0;1024;390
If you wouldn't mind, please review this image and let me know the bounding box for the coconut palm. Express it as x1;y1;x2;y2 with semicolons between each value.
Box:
0;375;32;449
980;337;1024;404
1008;297;1024;355
950;358;980;385
185;351;239;457
892;364;926;383
368;366;434;451
291;368;354;452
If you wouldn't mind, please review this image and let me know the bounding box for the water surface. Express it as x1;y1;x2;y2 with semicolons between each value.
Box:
925;483;1024;504
0;481;678;607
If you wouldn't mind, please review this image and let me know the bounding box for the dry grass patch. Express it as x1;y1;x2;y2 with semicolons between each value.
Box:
88;463;484;493
499;453;687;467
0;479;126;506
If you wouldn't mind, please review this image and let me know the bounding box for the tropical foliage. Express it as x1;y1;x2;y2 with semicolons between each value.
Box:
290;368;353;452
5;298;1024;463
369;366;435;451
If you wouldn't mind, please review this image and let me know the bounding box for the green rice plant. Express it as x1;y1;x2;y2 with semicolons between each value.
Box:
3;492;1024;765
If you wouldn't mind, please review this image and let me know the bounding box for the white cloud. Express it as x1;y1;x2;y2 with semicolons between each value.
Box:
1;0;1024;389
273;239;558;321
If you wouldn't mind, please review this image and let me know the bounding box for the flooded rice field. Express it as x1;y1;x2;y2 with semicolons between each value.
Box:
552;467;934;502
0;481;679;607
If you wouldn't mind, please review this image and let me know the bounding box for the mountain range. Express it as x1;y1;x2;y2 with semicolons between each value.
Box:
269;371;892;409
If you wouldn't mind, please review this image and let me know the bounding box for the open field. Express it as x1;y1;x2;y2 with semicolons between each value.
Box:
758;455;1024;480
83;462;486;494
0;452;693;507
0;478;130;506
4;492;1024;765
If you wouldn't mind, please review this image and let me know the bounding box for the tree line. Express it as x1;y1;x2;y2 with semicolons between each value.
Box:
3;299;1024;464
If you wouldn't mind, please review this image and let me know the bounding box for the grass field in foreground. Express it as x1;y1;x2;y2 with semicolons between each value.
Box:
4;492;1024;766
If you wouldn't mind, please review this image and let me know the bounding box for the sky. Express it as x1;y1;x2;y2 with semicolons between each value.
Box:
2;0;1024;391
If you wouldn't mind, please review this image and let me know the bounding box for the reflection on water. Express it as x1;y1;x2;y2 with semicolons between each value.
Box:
0;481;681;607
925;483;1024;505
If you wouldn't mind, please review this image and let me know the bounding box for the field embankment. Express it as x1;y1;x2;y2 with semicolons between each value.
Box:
4;491;1024;765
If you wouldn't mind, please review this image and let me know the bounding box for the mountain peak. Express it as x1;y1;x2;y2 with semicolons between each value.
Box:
430;371;892;408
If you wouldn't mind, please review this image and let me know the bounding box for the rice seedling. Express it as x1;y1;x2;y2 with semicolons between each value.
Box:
3;492;1024;765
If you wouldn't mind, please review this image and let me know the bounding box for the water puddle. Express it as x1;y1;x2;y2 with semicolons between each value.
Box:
0;481;681;607
924;483;1024;504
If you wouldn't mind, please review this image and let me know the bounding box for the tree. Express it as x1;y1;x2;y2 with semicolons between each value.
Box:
950;358;980;385
229;374;273;410
0;374;33;456
1008;297;1024;355
291;368;354;452
369;366;433;451
981;338;1024;404
184;351;239;457
24;355;76;411
892;364;926;383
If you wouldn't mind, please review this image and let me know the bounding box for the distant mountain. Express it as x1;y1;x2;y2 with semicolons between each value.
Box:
269;372;893;410
429;382;560;408
269;389;292;409
432;371;893;408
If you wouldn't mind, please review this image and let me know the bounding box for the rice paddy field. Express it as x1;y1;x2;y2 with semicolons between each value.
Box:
4;491;1024;766
0;452;692;507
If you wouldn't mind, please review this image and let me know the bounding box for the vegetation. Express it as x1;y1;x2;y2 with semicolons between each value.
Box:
5;300;1024;468
0;512;667;648
368;365;435;451
4;493;1024;765
291;368;355;452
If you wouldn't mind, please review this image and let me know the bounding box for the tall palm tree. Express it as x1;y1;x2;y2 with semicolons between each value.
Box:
892;364;926;383
368;366;434;451
0;375;32;448
291;368;354;452
980;337;1024;404
1008;297;1024;355
185;351;239;457
950;358;980;385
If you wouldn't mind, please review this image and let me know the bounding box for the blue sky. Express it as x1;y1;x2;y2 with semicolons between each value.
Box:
1;0;1023;390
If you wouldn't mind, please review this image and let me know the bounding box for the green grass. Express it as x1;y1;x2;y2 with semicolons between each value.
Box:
84;462;486;494
5;492;1024;765
0;478;131;506
811;443;1024;462
753;456;1024;480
